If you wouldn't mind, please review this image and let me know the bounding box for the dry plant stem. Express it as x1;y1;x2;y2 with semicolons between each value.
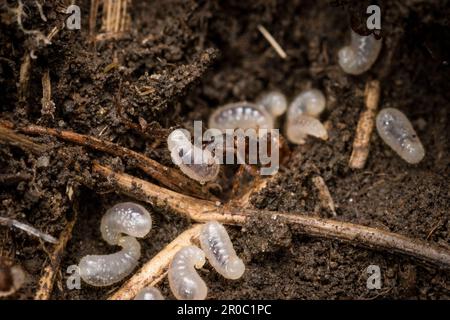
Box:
0;217;57;244
349;80;380;169
93;162;239;223
257;24;287;59
41;69;55;117
89;0;100;38
35;0;47;22
0;124;47;155
47;26;60;42
97;0;130;40
108;224;203;300
34;215;77;300
20;124;213;200
311;175;336;216
0;119;14;129
93;163;450;270
19;53;31;102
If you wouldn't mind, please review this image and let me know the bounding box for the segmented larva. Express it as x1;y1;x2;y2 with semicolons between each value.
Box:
208;102;274;131
79;236;141;287
168;245;207;300
288;89;326;118
134;287;165;300
167;129;220;184
101;202;152;245
285;89;328;144
199;221;245;280
376;108;425;164
78;202;152;287
256;91;288;117
338;31;382;75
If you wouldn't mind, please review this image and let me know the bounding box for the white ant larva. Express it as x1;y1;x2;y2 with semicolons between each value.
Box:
288;89;326;118
79;236;141;287
168;245;208;300
199;221;245;280
286;115;328;145
285;89;328;144
256;91;288;117
167;129;220;184
78;202;152;287
338;30;382;75
376;108;425;164
134;287;165;300
208;102;275;131
101;202;152;245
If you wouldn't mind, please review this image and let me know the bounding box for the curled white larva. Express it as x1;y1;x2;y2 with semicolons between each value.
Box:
79;202;152;287
376;108;425;164
134;287;165;300
256;91;288;117
79;236;141;287
199;221;245;280
100;202;152;245
338;31;382;75
286;114;328;145
208;102;274;131
168;246;207;300
285;89;328;145
288;89;326;118
167;129;220;184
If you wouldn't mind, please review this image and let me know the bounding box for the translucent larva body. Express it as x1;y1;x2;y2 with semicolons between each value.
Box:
338;31;382;75
168;246;207;300
256;91;288;117
286;115;328;145
208;102;274;131
199;221;245;280
134;287;165;300
167;129;220;184
79;202;152;287
376;108;425;164
288;89;326;118
79;236;141;287
285;89;328;144
101;202;152;245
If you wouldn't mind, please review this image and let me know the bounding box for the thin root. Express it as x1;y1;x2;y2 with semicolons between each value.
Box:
0;217;57;244
41;69;55;118
93;163;450;271
257;24;287;59
0;124;48;155
311;175;336;216
19;124;215;200
34;213;77;300
349;80;380;169
18;53;31;102
94;0;131;41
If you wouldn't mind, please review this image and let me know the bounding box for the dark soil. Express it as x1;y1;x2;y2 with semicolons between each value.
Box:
0;0;449;300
